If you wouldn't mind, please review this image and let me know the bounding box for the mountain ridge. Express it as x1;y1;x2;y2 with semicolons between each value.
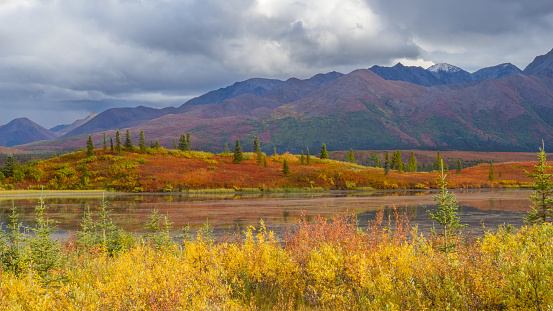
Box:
4;48;553;153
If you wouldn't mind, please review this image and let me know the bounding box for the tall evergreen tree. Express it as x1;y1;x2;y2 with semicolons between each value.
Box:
224;143;230;153
392;150;404;172
178;134;187;151
456;159;463;174
384;151;390;175
86;135;94;157
320;144;328;159
139;129;146;153
407;152;417;172
115;130;122;154
173;139;177;150
488;161;495;181
186;133;191;151
525;143;553;224
347;148;356;163
282;159;289;176
374;155;381;168
273;147;277;156
300;151;305;165
436;152;443;171
103;133;107;151
124;130;133;150
154;139;161;148
233;139;243;164
3;154;16;178
110;137;114;154
253;136;261;153
306;148;311;165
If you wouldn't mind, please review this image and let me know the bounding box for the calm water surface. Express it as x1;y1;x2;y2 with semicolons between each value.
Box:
0;189;533;239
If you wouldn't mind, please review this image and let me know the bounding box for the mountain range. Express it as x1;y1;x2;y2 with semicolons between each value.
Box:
2;48;553;153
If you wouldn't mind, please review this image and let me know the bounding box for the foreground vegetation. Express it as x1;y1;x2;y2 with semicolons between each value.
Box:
1;200;552;310
0;145;552;309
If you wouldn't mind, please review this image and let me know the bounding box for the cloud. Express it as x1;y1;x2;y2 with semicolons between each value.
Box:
366;0;553;70
0;0;552;127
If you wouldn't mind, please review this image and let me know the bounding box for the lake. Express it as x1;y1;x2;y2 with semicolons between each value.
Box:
0;188;533;240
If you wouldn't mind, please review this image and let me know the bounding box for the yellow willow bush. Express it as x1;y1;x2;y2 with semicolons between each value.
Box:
2;215;553;309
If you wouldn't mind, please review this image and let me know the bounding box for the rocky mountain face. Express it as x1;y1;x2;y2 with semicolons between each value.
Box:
524;48;553;79
0;118;58;147
370;62;523;86
5;48;553;153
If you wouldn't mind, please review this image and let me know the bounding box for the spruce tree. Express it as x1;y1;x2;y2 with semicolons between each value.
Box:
300;151;305;165
263;156;268;168
124;130;133;150
110;137;114;154
436;152;443;171
224;143;230;153
525;142;553;224
115;130;122;154
154;139;161;148
456;159;463;174
86;135;94;157
233;139;243;164
282;159;289;176
320;144;328;159
347;148;356;163
374;155;381;168
173;139;177;150
103;133;107;151
392;150;403;172
178;134;187;151
408;152;417;172
3;154;16;178
253;136;261;153
185;133;191;151
273;147;277;156
306;148;311;164
488;161;495;181
139;129;146;153
424;160;466;253
384;151;390;175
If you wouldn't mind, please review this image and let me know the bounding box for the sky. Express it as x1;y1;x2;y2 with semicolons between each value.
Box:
1;0;553;128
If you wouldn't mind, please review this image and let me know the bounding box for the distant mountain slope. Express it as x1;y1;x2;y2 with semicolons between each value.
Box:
50;113;98;136
176;78;284;110
0;118;58;147
62;106;176;137
371;62;523;86
369;63;441;87
524;48;553;79
472;63;522;80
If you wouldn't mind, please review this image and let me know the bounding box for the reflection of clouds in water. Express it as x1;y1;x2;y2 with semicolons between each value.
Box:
0;189;532;240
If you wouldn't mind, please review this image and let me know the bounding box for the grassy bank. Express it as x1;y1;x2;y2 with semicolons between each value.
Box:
0;147;537;192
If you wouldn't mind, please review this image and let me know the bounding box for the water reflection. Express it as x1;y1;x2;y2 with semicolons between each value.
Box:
0;189;532;239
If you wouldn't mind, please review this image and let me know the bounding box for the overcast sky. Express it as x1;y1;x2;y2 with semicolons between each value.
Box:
1;0;553;128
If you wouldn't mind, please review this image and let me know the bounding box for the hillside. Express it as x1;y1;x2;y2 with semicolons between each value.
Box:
0;118;58;147
0;145;537;192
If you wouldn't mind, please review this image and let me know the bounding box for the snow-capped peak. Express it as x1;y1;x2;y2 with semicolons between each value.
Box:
427;63;464;73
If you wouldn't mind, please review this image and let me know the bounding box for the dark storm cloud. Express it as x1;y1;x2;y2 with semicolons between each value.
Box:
1;0;552;127
366;0;553;69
